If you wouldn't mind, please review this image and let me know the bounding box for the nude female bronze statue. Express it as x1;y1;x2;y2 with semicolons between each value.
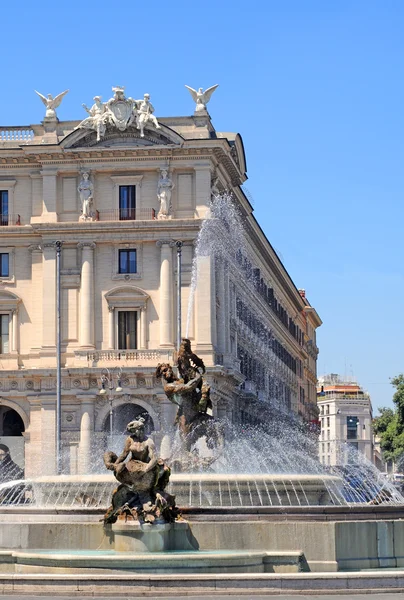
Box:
103;417;175;525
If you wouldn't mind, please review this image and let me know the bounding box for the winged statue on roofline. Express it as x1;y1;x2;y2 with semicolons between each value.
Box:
185;84;219;113
35;89;69;119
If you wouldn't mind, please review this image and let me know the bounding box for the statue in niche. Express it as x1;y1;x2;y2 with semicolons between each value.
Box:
78;172;95;221
78;96;108;141
135;93;161;138
157;169;174;220
34;89;69;119
156;339;223;471
103;417;177;525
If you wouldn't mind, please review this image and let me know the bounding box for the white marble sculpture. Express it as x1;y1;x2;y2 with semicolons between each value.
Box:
135;94;161;138
211;175;220;199
157;169;174;220
106;86;137;131
185;85;219;113
35;89;69;119
77;87;160;140
78;172;95;221
79;96;108;141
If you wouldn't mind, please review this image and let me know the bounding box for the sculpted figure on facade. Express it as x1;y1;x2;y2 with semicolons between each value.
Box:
78;172;95;221
135;93;161;138
105;86;136;131
78;96;108;141
77;87;160;141
157;168;174;219
34;89;69;119
185;85;219;113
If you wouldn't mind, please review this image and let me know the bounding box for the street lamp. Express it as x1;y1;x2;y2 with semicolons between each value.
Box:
99;367;123;441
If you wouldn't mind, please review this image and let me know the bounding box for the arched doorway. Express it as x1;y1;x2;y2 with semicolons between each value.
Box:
0;406;25;475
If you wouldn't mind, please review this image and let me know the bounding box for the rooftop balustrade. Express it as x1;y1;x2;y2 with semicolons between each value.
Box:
0;127;35;143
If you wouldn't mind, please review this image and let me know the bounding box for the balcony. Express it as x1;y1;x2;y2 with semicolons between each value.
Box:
74;348;175;368
95;208;156;222
0;214;21;226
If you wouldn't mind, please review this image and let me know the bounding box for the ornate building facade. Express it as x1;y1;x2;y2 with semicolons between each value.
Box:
0;86;321;475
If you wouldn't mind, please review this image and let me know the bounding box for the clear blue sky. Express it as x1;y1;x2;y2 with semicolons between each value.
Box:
1;1;403;411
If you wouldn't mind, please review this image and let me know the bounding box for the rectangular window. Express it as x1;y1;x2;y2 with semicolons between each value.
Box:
327;416;330;427
326;404;330;415
118;311;137;349
0;314;9;353
119;249;137;274
119;186;136;220
0;254;9;277
347;416;358;440
0;191;8;226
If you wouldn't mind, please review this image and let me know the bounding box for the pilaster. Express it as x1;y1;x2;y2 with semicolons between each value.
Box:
41;242;57;351
195;254;216;363
194;165;211;219
40;169;58;223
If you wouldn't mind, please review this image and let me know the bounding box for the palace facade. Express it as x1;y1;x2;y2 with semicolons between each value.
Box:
0;86;321;475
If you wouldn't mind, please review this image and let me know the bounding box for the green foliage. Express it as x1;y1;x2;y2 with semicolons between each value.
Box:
373;375;404;465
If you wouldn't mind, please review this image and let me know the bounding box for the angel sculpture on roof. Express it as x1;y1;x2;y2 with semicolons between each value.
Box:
185;84;219;113
35;89;69;119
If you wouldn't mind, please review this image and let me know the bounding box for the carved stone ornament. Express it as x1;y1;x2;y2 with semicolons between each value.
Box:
106;87;136;131
76;86;160;141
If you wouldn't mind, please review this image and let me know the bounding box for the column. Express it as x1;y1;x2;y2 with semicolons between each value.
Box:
157;241;174;348
78;396;95;475
140;306;147;349
108;305;115;349
42;242;57;349
79;242;95;348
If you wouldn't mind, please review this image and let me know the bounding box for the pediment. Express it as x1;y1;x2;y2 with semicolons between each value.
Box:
105;285;149;309
0;290;21;310
61;123;183;150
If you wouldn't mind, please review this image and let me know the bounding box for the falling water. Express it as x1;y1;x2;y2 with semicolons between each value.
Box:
185;192;247;338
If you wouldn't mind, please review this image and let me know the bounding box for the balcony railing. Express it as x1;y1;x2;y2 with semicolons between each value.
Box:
0;214;21;226
0;127;34;143
96;208;156;222
74;348;175;366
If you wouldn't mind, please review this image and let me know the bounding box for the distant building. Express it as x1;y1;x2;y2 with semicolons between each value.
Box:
317;374;373;466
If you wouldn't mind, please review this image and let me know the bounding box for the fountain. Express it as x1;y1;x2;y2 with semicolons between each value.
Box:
0;194;403;592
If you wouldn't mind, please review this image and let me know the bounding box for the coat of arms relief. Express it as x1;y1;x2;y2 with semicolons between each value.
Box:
76;86;161;141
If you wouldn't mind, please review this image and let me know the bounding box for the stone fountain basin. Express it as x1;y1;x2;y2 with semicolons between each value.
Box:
17;472;343;508
0;548;306;575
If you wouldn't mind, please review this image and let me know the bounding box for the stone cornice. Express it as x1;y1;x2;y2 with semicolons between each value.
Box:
0;142;244;185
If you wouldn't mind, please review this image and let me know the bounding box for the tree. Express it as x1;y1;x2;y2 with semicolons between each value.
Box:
373;375;404;468
391;374;404;430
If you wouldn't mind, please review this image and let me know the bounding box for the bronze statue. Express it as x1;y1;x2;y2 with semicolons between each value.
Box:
103;417;176;525
155;339;222;458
